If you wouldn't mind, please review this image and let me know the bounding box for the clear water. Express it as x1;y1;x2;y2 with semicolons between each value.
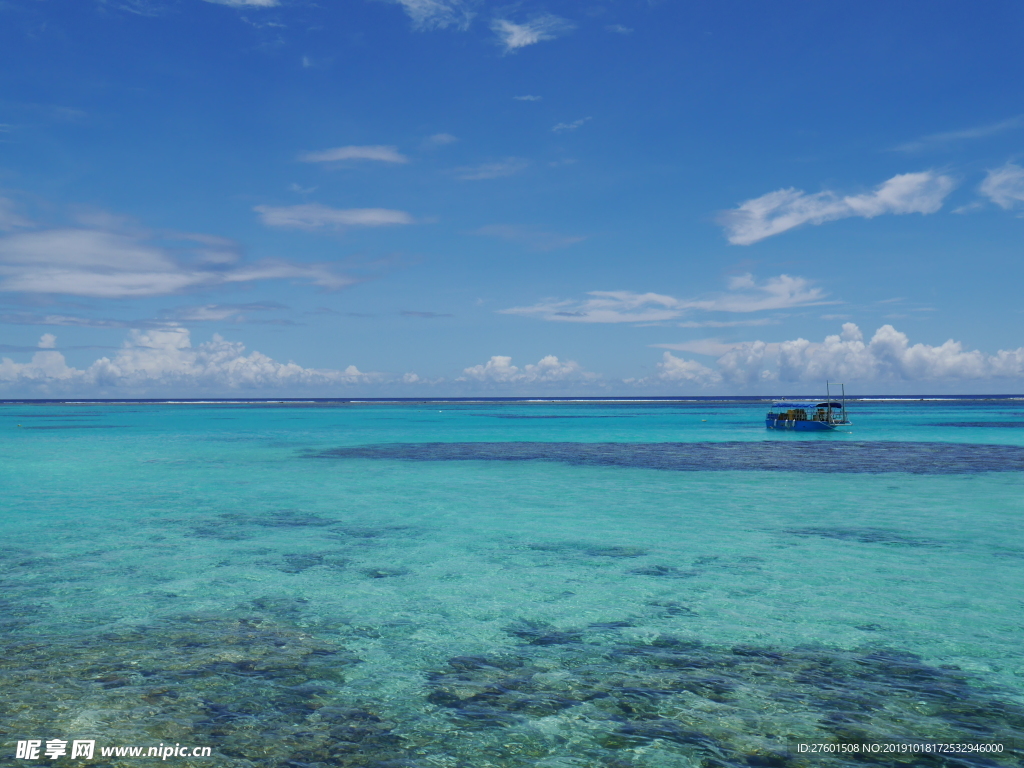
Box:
2;399;1023;767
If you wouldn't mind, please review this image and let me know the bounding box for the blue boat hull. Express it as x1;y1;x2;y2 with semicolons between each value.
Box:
765;418;836;431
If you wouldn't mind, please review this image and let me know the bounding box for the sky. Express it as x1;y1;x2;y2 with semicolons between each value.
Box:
2;0;1024;396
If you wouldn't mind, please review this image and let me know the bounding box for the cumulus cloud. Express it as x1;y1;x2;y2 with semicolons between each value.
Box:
0;225;354;298
460;354;596;384
299;145;408;164
454;158;529;180
639;323;1024;389
773;323;1023;382
655;352;721;385
491;15;574;53
552;117;591;133
501;274;830;323
0;329;377;393
388;0;475;30
979;162;1024;210
720;171;956;245
254;204;416;229
472;224;585;251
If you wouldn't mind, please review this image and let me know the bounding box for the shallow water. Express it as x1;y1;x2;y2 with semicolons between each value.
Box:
2;399;1023;767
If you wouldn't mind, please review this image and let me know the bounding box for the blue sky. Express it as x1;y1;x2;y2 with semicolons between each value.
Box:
2;0;1024;395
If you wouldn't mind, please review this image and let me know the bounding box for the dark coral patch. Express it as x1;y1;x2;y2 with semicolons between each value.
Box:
426;630;1024;767
308;440;1024;474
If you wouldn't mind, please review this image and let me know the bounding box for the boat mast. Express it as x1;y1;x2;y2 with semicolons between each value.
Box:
826;380;831;424
841;383;847;424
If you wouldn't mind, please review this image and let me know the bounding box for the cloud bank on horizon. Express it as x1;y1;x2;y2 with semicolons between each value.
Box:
4;323;1024;396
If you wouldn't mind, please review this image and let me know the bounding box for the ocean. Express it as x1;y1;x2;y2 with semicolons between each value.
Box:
2;397;1023;767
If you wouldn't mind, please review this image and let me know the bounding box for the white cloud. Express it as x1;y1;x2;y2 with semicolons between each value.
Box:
606;24;633;34
638;323;1024;389
552;117;591;134
472;224;585;251
460;354;596;384
423;133;458;147
491;15;574;53
389;0;474;30
254;203;416;229
676;318;778;329
720;171;956;245
0;225;353;298
773;323;1013;382
203;0;279;6
501;274;830;323
0;312;131;329
653;339;752;357
655;352;721;385
979;162;1024;210
894;116;1024;152
652;338;778;387
299;145;408;164
454;157;529;180
38;333;56;349
163;302;288;322
0;328;378;393
513;95;542;102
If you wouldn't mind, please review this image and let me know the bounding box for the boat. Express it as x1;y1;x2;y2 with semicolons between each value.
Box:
766;383;851;431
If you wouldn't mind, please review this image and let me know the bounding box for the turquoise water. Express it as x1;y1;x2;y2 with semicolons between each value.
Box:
2;399;1023;767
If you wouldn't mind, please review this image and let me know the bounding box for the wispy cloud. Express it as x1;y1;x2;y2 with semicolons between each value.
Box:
501;274;831;323
0;221;354;298
203;0;279;6
388;0;475;30
254;203;416;229
401;310;454;318
652;339;756;357
606;24;633;34
472;224;585;251
719;171;956;245
162;302;289;323
0;312;132;329
491;15;574;53
552;117;591;133
513;95;542;102
422;133;458;148
299;145;408;164
894;116;1024;152
0;198;34;231
676;317;779;329
979;162;1024;210
454;157;529;180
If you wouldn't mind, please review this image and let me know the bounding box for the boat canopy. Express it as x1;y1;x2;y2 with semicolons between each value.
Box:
771;401;843;409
